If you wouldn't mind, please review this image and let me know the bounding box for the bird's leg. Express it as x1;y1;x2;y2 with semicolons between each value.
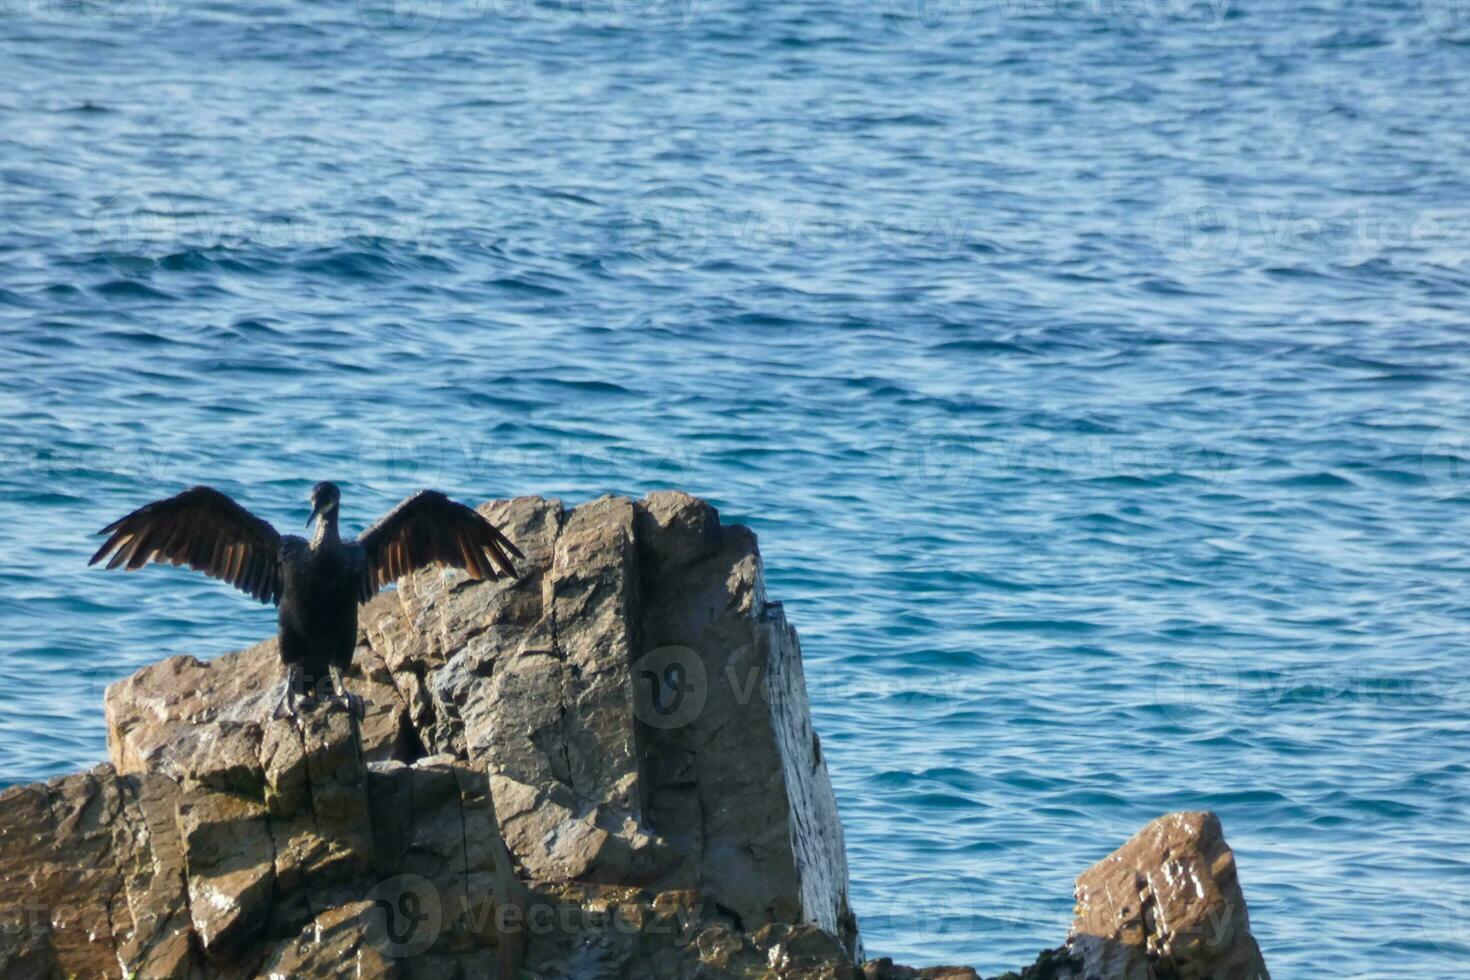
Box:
330;665;365;719
273;664;303;721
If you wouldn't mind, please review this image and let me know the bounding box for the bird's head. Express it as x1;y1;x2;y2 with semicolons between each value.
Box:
307;481;341;527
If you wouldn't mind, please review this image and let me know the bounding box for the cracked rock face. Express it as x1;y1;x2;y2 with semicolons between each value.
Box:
0;706;523;979
0;764;192;979
2;492;861;977
1069;811;1271;980
345;491;858;956
0;491;1269;980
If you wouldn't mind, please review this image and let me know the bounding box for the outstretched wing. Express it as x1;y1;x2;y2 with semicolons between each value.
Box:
357;491;522;601
89;486;284;605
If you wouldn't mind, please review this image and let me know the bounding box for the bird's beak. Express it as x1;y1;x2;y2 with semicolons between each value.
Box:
307;499;324;527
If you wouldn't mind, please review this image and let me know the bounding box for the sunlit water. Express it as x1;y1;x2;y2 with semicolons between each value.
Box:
4;1;1470;975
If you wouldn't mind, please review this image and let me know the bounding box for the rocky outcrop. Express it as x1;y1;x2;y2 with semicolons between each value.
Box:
106;494;855;954
1;491;1271;979
990;811;1270;980
8;492;859;977
1069;812;1270;980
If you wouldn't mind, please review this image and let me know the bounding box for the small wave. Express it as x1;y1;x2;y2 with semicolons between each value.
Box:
93;280;173;300
487;276;565;297
1272;471;1356;488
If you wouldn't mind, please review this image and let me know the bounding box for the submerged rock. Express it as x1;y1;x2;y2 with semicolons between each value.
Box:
1;492;1270;979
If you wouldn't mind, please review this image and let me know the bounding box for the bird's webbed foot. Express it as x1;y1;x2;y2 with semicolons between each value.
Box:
273;664;305;721
328;666;366;719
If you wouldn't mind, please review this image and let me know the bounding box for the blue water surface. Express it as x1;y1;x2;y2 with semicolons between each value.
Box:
3;1;1470;975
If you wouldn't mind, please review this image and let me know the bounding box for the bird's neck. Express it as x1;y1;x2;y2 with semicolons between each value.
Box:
311;512;340;548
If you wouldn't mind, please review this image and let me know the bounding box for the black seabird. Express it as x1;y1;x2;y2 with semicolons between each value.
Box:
90;482;522;717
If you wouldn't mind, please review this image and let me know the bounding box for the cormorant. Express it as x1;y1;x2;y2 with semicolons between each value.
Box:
90;482;522;717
